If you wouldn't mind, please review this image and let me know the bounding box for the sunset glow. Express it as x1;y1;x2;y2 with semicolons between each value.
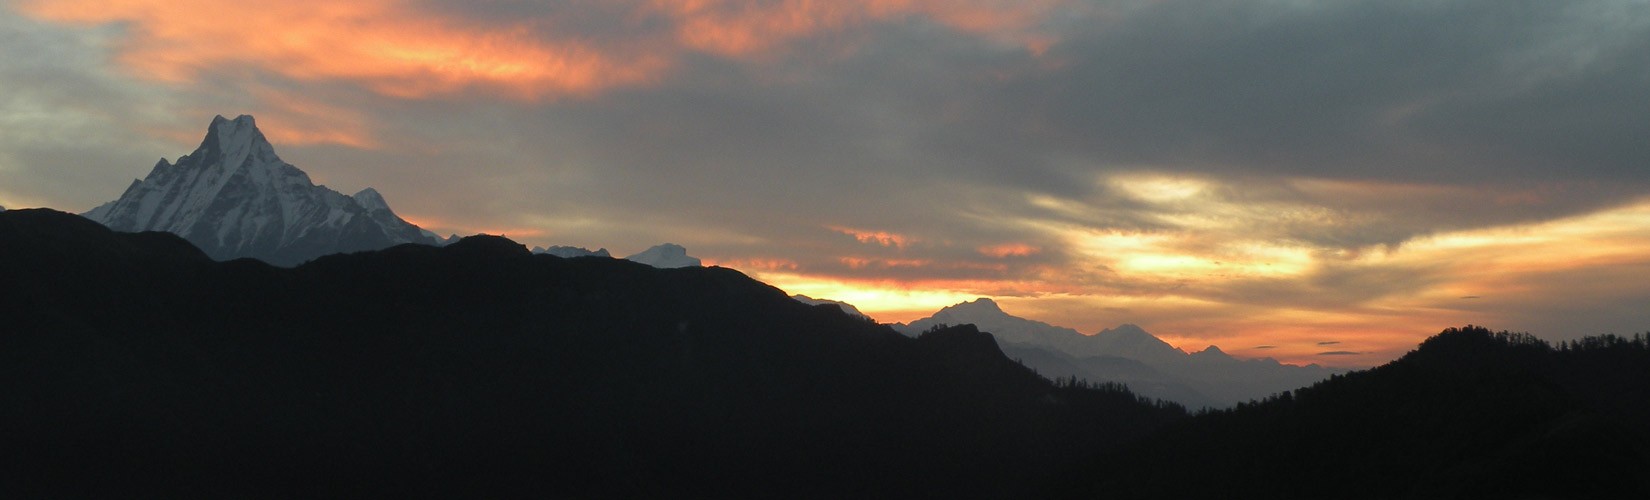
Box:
6;0;1647;369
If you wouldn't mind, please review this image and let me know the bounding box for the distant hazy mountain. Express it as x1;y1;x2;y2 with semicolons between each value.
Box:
423;230;460;246
0;208;1183;498
792;294;871;319
532;245;611;258
897;298;1338;407
623;243;701;268
83;115;438;266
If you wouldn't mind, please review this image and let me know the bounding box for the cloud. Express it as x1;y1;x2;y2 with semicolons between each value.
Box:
1317;351;1362;356
7;0;1650;367
17;0;673;101
1316;341;1341;346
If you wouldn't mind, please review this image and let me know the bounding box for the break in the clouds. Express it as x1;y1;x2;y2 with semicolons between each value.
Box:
4;0;1649;366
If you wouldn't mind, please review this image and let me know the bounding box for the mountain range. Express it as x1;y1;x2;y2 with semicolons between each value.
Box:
531;245;610;258
69;110;1333;408
4;208;1646;498
0;208;1180;497
82;114;703;269
792;295;871;319
83;115;440;266
892;298;1340;408
621;242;701;268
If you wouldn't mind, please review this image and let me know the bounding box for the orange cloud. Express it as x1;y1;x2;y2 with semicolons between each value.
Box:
830;225;913;248
20;0;1064;100
839;256;933;269
17;0;669;101
244;87;379;148
647;0;1067;57
978;242;1040;258
706;257;800;271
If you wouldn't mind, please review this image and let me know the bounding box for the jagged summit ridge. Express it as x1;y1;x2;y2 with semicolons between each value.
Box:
83;114;438;266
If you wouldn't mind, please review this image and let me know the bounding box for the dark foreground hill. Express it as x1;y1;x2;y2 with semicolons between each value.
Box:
0;209;1184;498
1055;325;1650;499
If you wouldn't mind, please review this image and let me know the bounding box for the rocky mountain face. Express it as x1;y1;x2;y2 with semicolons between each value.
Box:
83;115;437;266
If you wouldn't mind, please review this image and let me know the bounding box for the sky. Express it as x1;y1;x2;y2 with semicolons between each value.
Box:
3;0;1648;367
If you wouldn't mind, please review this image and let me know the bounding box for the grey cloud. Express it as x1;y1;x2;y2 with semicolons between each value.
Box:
0;15;196;209
966;0;1650;245
10;0;1650;344
1031;1;1650;179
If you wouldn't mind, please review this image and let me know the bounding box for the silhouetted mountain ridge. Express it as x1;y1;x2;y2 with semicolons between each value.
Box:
1058;325;1650;499
0;208;1183;498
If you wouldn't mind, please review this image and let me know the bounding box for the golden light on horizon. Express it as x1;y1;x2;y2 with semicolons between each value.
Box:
718;193;1650;368
747;270;985;323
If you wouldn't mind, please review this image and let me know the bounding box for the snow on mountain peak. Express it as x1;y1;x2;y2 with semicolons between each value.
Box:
352;188;390;212
624;243;701;268
83;114;438;266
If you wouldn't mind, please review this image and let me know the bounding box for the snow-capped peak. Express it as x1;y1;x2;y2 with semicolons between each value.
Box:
83;114;439;266
624;243;701;268
352;188;391;213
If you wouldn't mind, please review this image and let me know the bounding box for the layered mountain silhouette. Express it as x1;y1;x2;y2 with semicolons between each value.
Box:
1057;325;1650;499
531;245;611;258
5;208;1646;497
82;115;439;266
896;298;1339;408
0;208;1182;498
793;294;872;319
